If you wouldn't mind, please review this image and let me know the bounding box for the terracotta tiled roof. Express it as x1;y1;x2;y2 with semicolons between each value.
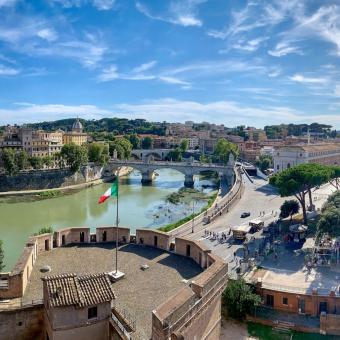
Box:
42;273;115;308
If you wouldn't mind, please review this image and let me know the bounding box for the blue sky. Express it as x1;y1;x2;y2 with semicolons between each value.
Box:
1;0;340;128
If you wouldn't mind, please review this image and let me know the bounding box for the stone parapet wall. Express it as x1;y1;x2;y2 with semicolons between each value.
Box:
175;237;211;268
0;305;44;340
136;229;171;250
320;313;340;335
96;226;130;244
152;237;228;340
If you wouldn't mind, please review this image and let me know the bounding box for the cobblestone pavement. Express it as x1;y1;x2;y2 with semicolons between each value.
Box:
23;243;203;340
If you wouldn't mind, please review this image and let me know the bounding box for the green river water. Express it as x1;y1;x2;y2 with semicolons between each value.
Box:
0;169;216;270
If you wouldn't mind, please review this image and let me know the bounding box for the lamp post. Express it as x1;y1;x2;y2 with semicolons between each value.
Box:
191;200;198;233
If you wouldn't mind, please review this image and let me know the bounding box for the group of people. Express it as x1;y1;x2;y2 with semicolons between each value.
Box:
204;229;231;242
259;210;278;217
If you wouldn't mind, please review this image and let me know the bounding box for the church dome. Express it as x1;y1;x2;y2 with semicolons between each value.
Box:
72;118;83;132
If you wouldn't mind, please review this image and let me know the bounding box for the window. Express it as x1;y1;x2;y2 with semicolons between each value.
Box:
88;306;98;319
282;297;288;305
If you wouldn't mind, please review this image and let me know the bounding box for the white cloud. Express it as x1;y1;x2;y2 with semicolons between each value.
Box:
51;0;115;10
232;37;268;52
289;74;328;84
2;99;340;128
268;41;303;57
158;76;190;86
0;0;17;7
110;98;306;125
136;0;205;27
0;103;111;124
37;28;58;42
132;60;157;73
0;64;20;75
97;65;119;81
92;0;115;10
334;85;340;97
97;63;189;87
207;1;302;41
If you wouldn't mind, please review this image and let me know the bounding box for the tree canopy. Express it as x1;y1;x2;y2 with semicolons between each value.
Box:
180;139;189;152
256;154;273;172
87;143;109;165
280;199;300;220
270;163;332;223
141;136;153;150
213;138;238;164
60;143;88;172
109;138;132;159
317;191;340;236
222;279;261;320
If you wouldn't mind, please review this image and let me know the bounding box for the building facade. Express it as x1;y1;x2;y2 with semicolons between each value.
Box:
273;143;340;173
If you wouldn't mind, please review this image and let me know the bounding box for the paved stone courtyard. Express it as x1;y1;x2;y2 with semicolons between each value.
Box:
23;243;203;340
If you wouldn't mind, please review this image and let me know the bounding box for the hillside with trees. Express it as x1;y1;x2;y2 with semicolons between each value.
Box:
17;117;166;136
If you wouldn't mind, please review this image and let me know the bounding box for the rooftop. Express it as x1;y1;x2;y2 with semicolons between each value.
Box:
246;242;340;296
23;243;202;340
42;273;115;308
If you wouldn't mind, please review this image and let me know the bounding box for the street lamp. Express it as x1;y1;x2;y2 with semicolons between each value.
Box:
191;200;198;233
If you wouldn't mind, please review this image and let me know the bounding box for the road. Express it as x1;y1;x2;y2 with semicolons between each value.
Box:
175;174;337;273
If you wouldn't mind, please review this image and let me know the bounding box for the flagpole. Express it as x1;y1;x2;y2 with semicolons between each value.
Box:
115;168;120;274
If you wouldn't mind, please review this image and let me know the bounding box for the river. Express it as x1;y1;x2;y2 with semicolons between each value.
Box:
0;168;217;270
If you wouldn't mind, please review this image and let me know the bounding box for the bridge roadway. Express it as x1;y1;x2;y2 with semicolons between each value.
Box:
106;159;235;188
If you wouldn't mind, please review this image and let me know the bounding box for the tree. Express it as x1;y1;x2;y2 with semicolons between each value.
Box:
16;150;29;170
88;143;109;165
180;139;189;153
29;156;44;170
270;164;332;224
317;191;340;235
42;156;53;168
1;148;18;175
280;199;300;220
222;279;261;320
0;240;4;272
256;155;273;172
109;138;132;159
328;165;340;190
61;143;88;172
317;207;340;235
213;138;238;164
128;133;140;149
166;148;182;162
34;226;53;235
141;136;153;149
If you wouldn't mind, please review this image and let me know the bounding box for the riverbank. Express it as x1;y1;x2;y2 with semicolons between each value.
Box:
0;166;132;203
159;191;217;232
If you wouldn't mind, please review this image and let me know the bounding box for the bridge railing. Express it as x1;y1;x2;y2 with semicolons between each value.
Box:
109;158;231;169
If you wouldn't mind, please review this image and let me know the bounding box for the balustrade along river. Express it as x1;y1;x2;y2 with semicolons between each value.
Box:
0;168;217;270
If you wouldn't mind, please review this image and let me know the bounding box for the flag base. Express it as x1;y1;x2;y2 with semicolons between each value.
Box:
108;270;125;282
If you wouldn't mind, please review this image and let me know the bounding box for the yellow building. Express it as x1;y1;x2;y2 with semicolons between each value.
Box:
62;118;88;146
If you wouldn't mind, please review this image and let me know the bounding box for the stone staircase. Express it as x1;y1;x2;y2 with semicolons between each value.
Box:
273;320;294;334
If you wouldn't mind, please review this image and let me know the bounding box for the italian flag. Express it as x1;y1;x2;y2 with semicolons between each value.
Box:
98;177;118;204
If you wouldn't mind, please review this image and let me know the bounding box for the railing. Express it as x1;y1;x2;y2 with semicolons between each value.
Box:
111;312;131;340
111;159;229;168
0;279;9;289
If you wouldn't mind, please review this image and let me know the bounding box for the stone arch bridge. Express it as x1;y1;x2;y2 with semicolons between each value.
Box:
105;157;235;188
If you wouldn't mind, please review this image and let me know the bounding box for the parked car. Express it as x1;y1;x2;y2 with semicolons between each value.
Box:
240;212;251;218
